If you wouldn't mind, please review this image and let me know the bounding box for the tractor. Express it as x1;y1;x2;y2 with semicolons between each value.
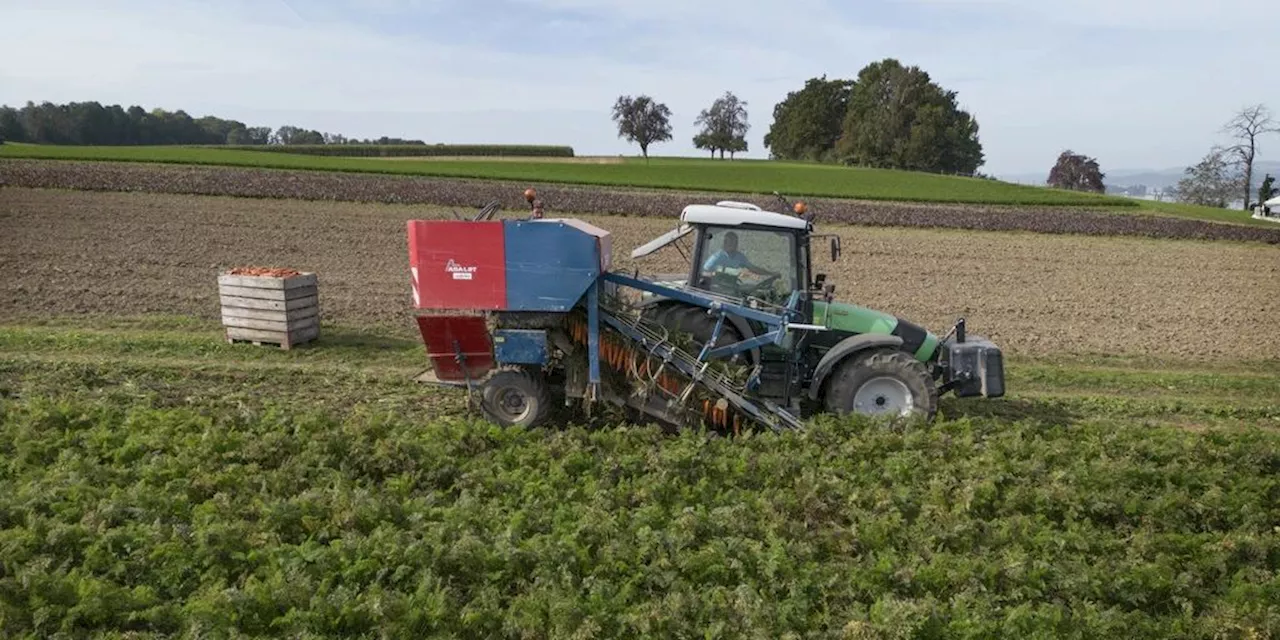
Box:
408;191;1004;431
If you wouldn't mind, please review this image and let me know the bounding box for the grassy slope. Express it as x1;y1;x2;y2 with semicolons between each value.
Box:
1135;199;1278;227
0;144;1132;207
1;319;1278;636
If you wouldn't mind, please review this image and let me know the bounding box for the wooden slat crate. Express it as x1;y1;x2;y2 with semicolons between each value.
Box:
218;272;319;349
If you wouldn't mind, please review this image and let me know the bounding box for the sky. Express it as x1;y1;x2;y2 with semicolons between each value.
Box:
1;0;1277;177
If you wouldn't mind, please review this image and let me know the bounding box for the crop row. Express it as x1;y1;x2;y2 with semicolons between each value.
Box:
217;143;576;157
1;393;1277;637
4;159;1279;243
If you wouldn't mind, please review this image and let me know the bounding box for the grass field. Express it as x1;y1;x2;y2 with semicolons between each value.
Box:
0;144;1136;207
1;320;1278;637
1133;199;1278;227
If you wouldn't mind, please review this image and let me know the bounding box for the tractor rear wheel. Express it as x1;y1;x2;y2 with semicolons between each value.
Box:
481;368;552;428
824;350;937;420
644;304;744;362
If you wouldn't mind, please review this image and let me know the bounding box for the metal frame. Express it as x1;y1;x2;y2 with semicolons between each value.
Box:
589;272;826;430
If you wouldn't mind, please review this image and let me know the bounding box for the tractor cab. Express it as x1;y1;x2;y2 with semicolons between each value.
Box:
630;200;845;405
630;200;840;313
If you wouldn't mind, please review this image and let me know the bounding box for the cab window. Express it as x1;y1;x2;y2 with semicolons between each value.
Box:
697;226;797;302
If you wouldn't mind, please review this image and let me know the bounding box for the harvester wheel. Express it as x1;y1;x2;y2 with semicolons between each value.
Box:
824;350;937;421
481;368;552;428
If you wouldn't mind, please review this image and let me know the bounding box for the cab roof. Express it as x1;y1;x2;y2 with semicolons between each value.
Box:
630;202;810;259
680;203;809;230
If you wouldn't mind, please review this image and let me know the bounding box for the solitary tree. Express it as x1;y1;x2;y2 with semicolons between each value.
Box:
1222;104;1279;209
693;91;749;159
1175;147;1243;208
611;95;672;161
1046;150;1106;192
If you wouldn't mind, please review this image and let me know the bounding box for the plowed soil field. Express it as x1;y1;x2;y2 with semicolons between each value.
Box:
6;159;1280;242
2;187;1277;360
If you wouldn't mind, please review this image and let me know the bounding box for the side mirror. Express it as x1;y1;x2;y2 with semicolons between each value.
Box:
813;273;826;290
830;236;841;262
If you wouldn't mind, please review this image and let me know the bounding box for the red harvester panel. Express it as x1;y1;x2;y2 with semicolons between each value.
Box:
416;315;494;381
408;220;506;310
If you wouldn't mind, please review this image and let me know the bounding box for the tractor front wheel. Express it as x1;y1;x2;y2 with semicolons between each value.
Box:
481;368;552;428
824;350;938;420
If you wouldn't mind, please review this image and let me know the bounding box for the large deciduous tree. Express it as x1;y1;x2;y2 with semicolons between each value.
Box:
836;59;984;175
611;95;672;161
693;91;749;159
763;76;853;161
1046;150;1106;193
1175;147;1244;208
1222;104;1279;209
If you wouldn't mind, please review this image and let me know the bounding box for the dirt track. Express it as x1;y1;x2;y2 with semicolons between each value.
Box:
2;188;1277;360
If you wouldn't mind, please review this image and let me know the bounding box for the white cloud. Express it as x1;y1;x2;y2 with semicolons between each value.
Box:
1;0;1277;173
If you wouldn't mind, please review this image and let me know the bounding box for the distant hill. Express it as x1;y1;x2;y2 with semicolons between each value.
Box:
1000;161;1280;193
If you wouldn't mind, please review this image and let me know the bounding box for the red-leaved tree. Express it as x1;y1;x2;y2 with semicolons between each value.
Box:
1047;150;1106;193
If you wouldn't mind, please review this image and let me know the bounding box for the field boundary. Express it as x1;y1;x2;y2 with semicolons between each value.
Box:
0;144;1134;206
4;159;1279;244
217;143;577;158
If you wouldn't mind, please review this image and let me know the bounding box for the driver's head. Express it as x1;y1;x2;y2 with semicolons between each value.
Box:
722;231;738;253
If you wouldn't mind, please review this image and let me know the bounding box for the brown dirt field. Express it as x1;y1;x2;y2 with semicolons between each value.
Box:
6;159;1279;244
2;187;1277;360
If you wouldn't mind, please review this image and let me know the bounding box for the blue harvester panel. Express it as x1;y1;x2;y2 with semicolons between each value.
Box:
493;329;548;365
503;220;606;311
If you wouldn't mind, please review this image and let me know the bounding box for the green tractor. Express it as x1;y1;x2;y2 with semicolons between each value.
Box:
630;198;1004;420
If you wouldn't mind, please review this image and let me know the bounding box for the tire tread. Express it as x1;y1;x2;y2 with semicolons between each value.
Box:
823;349;938;420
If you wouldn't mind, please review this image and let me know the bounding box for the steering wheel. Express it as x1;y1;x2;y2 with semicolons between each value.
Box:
703;268;781;299
750;273;781;291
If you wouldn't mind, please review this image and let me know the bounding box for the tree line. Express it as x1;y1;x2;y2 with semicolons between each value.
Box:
611;58;985;175
0;101;425;147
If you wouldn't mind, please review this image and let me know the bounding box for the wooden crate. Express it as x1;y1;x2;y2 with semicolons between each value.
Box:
218;272;319;349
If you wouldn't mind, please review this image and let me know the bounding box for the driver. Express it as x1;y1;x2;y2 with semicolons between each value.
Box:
701;231;779;280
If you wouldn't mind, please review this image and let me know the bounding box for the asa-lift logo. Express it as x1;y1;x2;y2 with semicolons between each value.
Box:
446;259;479;280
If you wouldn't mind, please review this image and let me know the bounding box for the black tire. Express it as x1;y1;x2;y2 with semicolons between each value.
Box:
480;368;553;428
823;349;938;420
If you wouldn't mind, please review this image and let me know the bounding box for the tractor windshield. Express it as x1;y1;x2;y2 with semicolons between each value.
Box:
696;226;798;302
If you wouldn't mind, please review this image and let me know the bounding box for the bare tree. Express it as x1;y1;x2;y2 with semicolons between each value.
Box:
1175;146;1244;208
1222;104;1280;209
